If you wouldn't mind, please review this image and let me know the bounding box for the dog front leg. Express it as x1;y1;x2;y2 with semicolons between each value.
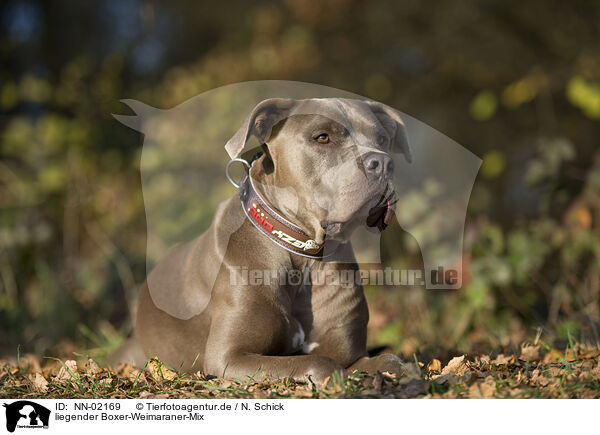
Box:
204;352;344;384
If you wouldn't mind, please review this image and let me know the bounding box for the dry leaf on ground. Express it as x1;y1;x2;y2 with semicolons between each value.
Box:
441;355;469;376
146;360;177;381
520;344;540;361
85;359;101;376
427;359;442;372
30;372;49;393
55;360;79;382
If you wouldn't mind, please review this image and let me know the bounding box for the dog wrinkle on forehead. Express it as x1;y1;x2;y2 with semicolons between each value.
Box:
308;119;347;137
284;100;382;143
289;98;387;138
337;99;383;131
290;99;354;131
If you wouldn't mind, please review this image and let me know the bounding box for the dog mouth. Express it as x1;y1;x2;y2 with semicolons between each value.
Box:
321;186;397;238
366;186;397;232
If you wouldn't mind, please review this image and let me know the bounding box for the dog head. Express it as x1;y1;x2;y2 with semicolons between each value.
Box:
226;98;411;244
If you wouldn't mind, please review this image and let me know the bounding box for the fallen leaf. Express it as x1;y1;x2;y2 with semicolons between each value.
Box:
520;344;540;361
491;354;513;366
566;373;577;383
469;381;497;399
85;358;101;376
427;359;442;372
441;355;469;376
30;372;49;393
536;376;552;387
479;377;497;398
56;360;79;382
479;355;491;365
542;349;561;363
126;368;146;384
146;359;177;381
578;347;600;359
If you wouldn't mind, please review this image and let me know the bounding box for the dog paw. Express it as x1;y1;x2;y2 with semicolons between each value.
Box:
370;353;404;376
305;356;345;385
349;353;404;376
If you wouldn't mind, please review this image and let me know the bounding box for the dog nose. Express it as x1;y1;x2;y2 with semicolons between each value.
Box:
364;152;393;177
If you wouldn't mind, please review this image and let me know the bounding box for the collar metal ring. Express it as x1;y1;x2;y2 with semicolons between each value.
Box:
225;158;251;188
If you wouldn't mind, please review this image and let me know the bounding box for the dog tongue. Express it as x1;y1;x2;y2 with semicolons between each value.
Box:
383;202;394;226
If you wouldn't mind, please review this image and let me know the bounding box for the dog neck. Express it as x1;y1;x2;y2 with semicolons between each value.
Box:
238;158;330;259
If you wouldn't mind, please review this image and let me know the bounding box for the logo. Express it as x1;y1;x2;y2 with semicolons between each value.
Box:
3;401;50;433
270;230;307;249
248;205;274;232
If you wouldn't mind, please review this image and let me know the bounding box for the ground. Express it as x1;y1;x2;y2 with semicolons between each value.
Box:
1;342;599;399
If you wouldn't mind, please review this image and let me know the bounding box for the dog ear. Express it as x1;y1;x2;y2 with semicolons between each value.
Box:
225;98;297;159
366;101;412;163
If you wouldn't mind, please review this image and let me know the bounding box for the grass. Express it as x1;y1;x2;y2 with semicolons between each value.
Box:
1;340;599;399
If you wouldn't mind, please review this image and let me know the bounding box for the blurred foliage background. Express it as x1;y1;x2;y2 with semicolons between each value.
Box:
1;0;599;361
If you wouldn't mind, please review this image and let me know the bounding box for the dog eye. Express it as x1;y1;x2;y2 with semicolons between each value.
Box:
315;133;330;144
377;135;388;146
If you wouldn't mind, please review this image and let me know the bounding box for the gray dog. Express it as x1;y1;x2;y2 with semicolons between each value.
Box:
111;98;412;383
